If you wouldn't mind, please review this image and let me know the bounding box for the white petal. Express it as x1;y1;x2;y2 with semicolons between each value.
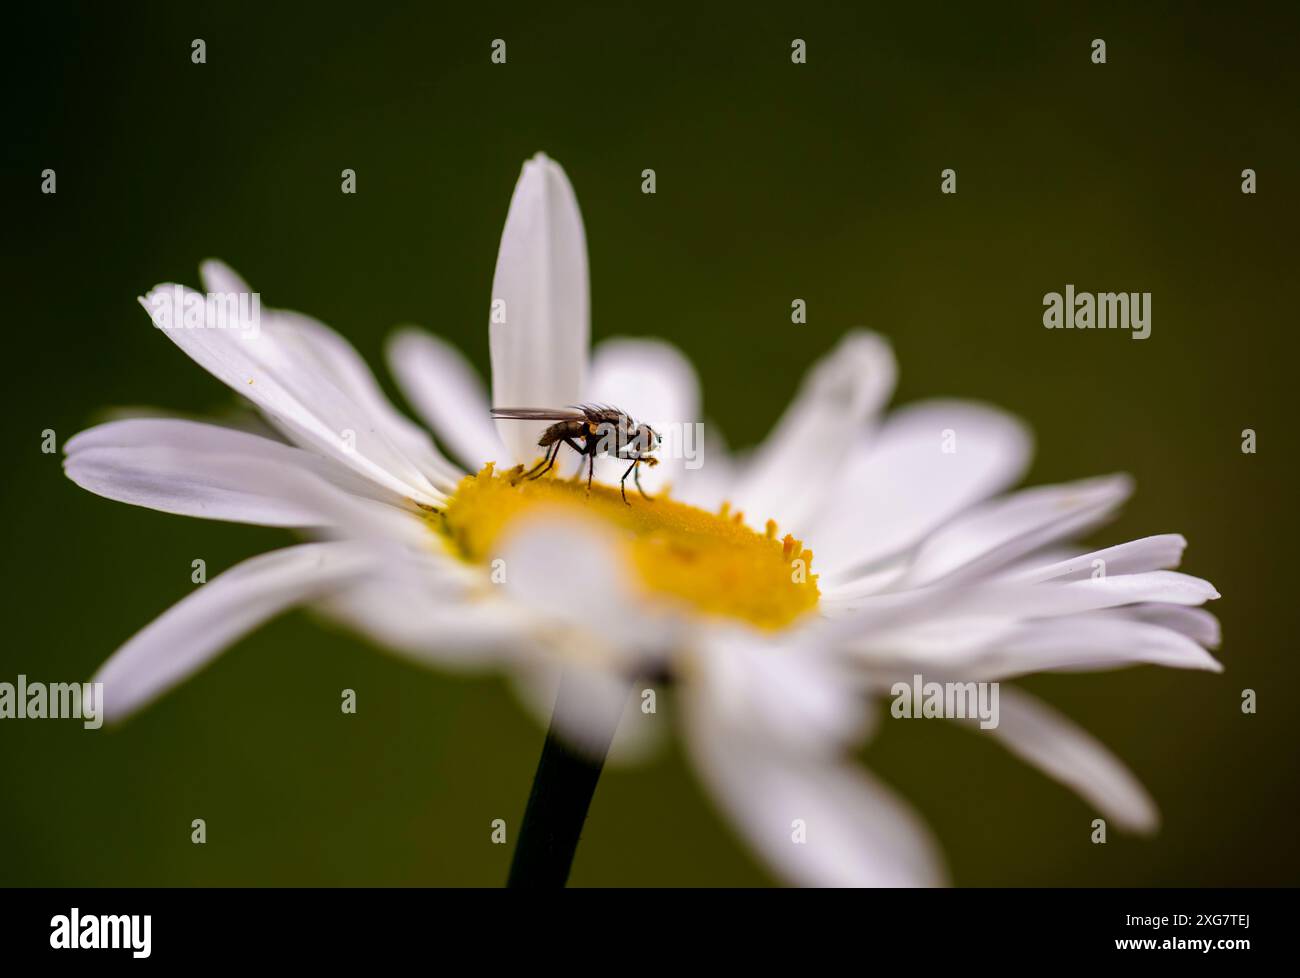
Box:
1002;534;1187;583
730;331;896;535
94;542;376;723
65;418;403;526
139;281;447;506
676;629;941;887
498;517;641;641
896;474;1134;586
585;337;702;494
825;562;1218;627
510;663;637;764
1106;603;1222;648
840;617;1021;673
968;686;1158;833
988;546;1078;578
199;257;252;296
211;456;431;548
818;558;911;605
496;517;679;755
317;560;531;670
261;306;465;489
507;661;670;767
66;445;323;527
495;516;680;668
977;616;1222;677
699;629;871;753
851;614;1222;679
683;692;945;887
671;421;735;510
94;403;287;441
813;400;1032;579
489;154;590;465
387;328;504;472
966;571;1221;619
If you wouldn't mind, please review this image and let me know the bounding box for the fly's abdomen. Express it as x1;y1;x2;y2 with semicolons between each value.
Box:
538;420;580;446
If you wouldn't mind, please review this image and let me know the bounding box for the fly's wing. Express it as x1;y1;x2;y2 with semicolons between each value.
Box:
575;403;632;425
490;407;587;421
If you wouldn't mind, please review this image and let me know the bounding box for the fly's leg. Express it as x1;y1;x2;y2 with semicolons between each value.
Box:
557;437;588;484
634;460;652;500
522;442;560;481
619;461;638;505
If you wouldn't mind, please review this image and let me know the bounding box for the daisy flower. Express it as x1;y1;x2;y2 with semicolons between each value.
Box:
64;153;1221;888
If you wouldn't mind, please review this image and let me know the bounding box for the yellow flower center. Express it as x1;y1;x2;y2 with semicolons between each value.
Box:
431;464;819;630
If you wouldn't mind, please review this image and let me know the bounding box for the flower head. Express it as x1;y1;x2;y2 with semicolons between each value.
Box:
65;153;1221;886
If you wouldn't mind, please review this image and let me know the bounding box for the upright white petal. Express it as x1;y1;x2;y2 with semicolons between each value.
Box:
490;154;590;465
95;542;377;723
387;328;504;472
731;331;896;535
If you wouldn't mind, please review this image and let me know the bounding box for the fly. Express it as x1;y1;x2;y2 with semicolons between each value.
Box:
491;403;661;504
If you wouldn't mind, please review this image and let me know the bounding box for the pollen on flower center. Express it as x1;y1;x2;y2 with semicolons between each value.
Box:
431;464;820;630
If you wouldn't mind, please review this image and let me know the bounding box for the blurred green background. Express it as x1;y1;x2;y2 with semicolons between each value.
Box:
2;1;1296;886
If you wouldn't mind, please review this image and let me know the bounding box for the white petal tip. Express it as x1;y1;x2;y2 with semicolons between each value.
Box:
1103;472;1136;495
513;154;578;206
198;259;252;296
1127;813;1161;836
